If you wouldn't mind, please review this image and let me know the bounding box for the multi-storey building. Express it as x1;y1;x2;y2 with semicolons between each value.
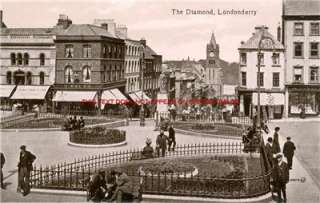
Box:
0;10;55;111
238;26;285;119
53;15;126;114
282;0;320;117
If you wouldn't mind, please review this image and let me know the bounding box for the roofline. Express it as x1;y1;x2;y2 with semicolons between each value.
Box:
55;35;124;42
282;15;320;20
238;48;285;51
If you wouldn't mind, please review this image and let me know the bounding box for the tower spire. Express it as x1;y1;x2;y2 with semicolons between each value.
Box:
210;31;217;48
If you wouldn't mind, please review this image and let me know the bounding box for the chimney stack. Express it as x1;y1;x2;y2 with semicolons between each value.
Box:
57;14;72;29
116;25;128;39
277;23;281;42
93;19;116;36
0;10;6;28
140;38;146;47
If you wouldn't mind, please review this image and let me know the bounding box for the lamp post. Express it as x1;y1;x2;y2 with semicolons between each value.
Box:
140;46;145;127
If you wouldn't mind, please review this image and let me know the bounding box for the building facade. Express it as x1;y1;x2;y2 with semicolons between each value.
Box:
282;0;320;117
238;26;285;119
53;15;126;114
0;11;55;111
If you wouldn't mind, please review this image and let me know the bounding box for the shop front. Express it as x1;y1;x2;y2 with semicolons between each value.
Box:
287;85;320;117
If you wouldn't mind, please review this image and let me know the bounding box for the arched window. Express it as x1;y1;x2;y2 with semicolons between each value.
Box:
26;72;32;85
82;66;91;82
10;53;16;65
39;72;45;85
6;71;12;84
64;66;73;83
40;53;45;66
17;53;23;65
24;53;29;65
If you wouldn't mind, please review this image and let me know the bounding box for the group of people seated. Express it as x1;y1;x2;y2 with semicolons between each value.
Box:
87;168;135;202
63;116;85;131
242;120;270;153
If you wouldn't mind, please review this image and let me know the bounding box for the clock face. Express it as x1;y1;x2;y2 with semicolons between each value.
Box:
209;52;215;57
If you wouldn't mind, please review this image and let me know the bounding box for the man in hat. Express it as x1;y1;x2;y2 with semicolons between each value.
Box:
283;137;296;170
265;137;273;167
1;152;5;189
142;137;154;159
17;145;36;196
272;127;281;154
156;130;168;157
168;124;176;151
110;168;133;202
273;153;289;202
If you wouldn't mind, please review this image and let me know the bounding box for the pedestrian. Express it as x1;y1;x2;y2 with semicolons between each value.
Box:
273;153;289;202
272;127;281;154
168;124;176;151
87;169;107;202
283;137;296;170
265;137;274;167
1;152;5;189
17;145;36;196
141;138;154;159
110;168;134;202
156;130;168;157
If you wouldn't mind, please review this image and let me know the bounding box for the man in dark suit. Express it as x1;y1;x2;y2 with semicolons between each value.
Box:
168;124;176;151
273;153;289;202
283;137;296;170
265;137;273;167
156;130;168;157
17;145;36;196
1;152;5;189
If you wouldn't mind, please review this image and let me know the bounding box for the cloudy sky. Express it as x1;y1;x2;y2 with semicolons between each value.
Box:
1;0;282;62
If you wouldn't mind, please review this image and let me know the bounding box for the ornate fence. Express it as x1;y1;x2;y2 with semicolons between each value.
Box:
30;142;271;198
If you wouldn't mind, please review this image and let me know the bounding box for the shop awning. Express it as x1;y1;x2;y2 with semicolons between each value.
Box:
135;91;151;101
10;85;50;100
0;85;16;98
109;89;127;101
52;91;97;102
252;93;285;105
128;92;140;102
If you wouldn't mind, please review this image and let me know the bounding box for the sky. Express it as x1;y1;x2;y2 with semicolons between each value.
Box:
0;0;282;63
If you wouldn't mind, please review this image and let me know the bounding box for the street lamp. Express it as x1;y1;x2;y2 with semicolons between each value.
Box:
139;45;145;127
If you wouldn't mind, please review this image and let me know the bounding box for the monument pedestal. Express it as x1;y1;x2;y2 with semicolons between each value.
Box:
156;93;169;117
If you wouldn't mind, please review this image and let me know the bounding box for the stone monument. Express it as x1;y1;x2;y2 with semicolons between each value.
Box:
156;72;170;118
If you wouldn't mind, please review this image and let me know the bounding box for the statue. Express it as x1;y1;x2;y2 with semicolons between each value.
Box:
159;72;169;94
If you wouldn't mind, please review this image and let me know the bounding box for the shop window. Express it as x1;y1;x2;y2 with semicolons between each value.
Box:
40;53;45;66
64;66;73;83
10;53;16;65
310;42;319;58
293;66;303;82
310;23;320;36
257;72;264;87
65;45;74;58
82;66;91;82
6;71;12;84
26;72;32;85
23;53;29;65
310;67;319;83
294;22;304;36
39;72;45;85
273;72;280;87
272;53;280;65
83;44;92;58
240;53;247;65
294;42;303;57
17;53;23;65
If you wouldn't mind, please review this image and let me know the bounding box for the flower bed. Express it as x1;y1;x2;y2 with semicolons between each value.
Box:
69;126;126;145
191;123;215;130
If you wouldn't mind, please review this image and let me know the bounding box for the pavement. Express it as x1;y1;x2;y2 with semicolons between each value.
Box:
1;118;320;202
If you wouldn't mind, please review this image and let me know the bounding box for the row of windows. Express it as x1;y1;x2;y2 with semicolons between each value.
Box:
101;65;125;83
127;77;140;92
293;66;319;83
10;53;45;66
240;52;280;65
294;22;320;36
65;44;124;59
293;42;319;58
125;60;140;73
6;71;45;85
241;72;280;87
126;45;141;56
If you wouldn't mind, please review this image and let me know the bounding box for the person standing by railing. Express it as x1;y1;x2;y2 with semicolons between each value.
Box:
156;130;168;157
168;124;176;152
17;145;36;196
273;153;289;202
1;152;5;189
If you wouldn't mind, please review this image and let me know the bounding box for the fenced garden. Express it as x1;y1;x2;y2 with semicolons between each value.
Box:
30;142;272;199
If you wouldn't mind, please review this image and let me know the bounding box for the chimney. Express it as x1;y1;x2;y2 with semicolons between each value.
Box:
140;38;146;47
57;14;72;29
0;10;6;28
93;19;116;36
116;25;128;39
277;23;281;42
0;10;3;26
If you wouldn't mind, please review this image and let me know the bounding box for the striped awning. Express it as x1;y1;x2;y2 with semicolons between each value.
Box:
0;85;16;98
52;91;97;102
10;85;50;100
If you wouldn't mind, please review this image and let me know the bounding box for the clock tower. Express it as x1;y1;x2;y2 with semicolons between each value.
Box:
205;31;223;97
